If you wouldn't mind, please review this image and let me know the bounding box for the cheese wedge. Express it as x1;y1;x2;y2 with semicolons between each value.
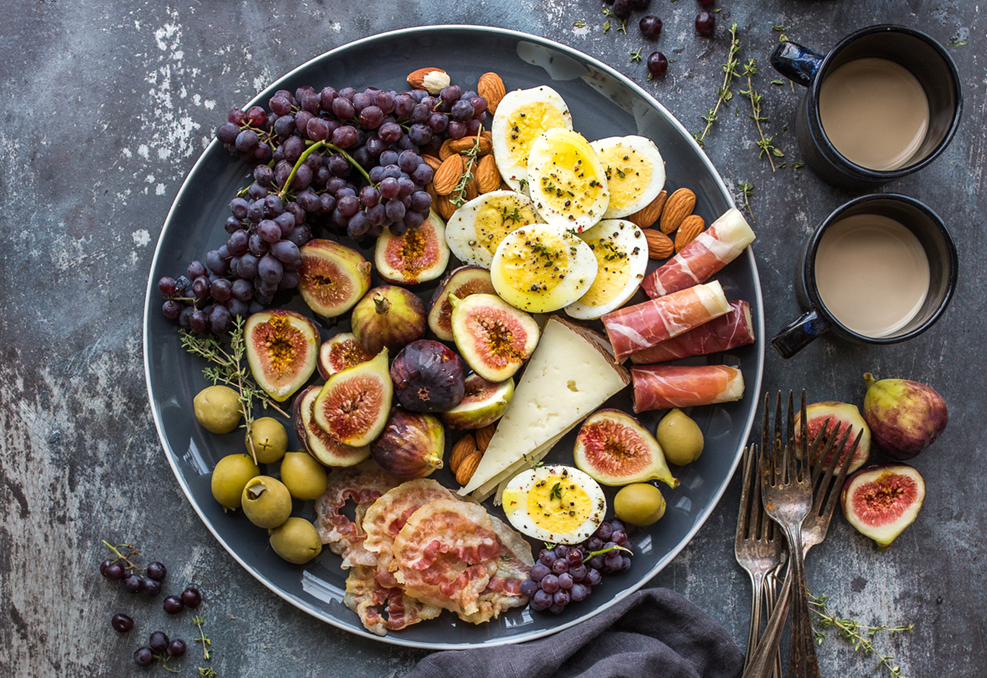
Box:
459;316;631;498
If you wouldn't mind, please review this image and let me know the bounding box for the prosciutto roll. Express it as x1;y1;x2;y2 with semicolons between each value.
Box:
602;280;730;360
629;300;756;364
643;208;755;298
632;365;744;412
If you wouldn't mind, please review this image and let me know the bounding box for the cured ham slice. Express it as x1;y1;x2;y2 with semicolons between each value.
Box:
629;300;756;364
642;208;755;298
632;364;745;412
343;565;442;636
459;515;534;624
602;281;730;360
315;461;402;569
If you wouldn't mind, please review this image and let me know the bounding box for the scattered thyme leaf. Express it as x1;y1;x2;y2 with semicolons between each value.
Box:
603;19;611;33
550;482;564;502
630;48;643;63
793;161;805;169
574;21;586;28
772;25;785;31
771;79;784;86
809;593;913;678
198;669;218;678
737;181;755;223
779;33;789;42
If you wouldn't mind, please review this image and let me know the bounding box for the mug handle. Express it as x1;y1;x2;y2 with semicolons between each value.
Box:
770;309;831;358
770;42;825;87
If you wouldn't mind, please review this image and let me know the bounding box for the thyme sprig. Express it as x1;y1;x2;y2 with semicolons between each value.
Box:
694;22;742;148
198;669;218;678
601;7;627;34
809;593;913;678
451;129;484;207
192;615;213;661
740;59;783;171
737;181;755;222
630;48;643;63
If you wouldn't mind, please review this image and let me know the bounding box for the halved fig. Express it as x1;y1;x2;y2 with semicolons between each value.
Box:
351;286;427;355
313;349;393;447
244;310;320;402
795;401;871;474
449;293;540;382
390;340;466;412
375;209;450;285
370;409;445;479
427;266;496;341
317;332;373;379
573;409;679;488
292;386;371;467
440;373;514;430
297;239;372;317
841;464;925;549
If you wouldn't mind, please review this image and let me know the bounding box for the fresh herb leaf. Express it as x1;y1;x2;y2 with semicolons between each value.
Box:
550;482;564;502
695;22;741;147
574;21;586;28
630;48;643;63
809;593;913;678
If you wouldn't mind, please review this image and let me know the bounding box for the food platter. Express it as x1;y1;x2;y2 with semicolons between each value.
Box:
143;25;764;649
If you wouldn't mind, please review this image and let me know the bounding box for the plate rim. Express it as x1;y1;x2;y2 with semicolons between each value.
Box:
143;23;765;650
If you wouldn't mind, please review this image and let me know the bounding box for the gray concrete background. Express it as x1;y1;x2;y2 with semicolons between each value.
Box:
1;0;984;675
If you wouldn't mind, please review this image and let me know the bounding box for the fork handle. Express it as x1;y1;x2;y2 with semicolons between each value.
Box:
741;569;791;678
745;572;767;669
785;527;820;678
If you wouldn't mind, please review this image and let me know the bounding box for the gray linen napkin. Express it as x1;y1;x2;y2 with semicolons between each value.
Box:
404;588;743;678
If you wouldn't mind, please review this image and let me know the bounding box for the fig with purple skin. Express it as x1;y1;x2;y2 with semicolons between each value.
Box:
440;373;514;430
390;340;466;412
573;409;679;488
292;385;370;467
297;239;372;317
794;401;870;474
370;409;445;479
313;349;392;447
862;373;948;460
351;286;427;355
841;464;926;549
375;209;450;285
244;310;320;402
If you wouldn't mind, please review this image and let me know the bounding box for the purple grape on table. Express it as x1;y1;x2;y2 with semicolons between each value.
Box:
123;574;145;594
163;596;184;615
143;579;161;598
133;647;155;667
181;587;202;608
111;613;134;633
167;639;187;658
149;631;170;654
640;15;662;38
695;10;715;36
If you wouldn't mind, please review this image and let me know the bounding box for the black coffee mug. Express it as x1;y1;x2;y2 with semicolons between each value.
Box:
771;194;957;358
771;25;962;188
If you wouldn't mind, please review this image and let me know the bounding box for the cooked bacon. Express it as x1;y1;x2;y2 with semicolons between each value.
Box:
602;281;731;360
459;515;534;624
632;364;745;412
629;301;755;364
344;565;442;636
643;208;756;298
315;461;402;569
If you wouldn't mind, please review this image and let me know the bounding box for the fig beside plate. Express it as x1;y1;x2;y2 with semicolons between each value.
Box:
841;464;926;549
863;373;947;460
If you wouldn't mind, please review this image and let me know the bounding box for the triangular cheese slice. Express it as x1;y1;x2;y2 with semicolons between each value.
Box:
459;315;630;497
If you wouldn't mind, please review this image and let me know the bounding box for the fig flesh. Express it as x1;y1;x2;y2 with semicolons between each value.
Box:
841;464;925;549
440;373;514;430
390;340;466;412
573;409;679;488
313;349;393;447
370;409;445;479
297;239;372;317
351;285;427;355
795;401;870;474
317;332;373;379
292;386;370;467
863;373;948;460
375;209;450;285
427;266;496;341
449;293;540;382
244;310;320;402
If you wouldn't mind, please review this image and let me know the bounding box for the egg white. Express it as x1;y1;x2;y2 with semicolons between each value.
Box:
501;465;607;545
491;86;573;194
566;219;650;320
527;128;610;233
589;135;666;218
444;190;542;269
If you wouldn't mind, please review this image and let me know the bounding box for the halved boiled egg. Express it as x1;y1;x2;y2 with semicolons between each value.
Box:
490;223;598;313
566;219;650;320
444;190;542;269
501;465;607;545
491;86;573;193
527;128;609;233
590;135;665;218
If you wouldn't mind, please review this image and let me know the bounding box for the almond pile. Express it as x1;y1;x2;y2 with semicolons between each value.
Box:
448;422;498;485
629;187;705;259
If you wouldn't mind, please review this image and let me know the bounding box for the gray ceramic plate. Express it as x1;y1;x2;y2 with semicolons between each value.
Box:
143;25;764;649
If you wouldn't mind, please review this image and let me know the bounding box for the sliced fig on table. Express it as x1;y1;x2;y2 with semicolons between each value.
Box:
313;349;393;447
370;409;445;480
375;209;450;285
794;401;871;474
318;332;374;379
427;266;497;341
440;373;514;430
573;409;679;488
297;239;372;317
449;293;540;382
863;372;948;460
351;285;427;355
244;310;320;402
390;340;466;413
292;386;371;467
841;464;926;549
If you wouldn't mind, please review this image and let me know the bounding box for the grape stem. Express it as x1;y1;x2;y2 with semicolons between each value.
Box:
278;140;372;200
102;541;144;574
582;544;633;564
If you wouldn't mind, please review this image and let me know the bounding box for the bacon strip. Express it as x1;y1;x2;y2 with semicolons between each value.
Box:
458;515;534;625
631;365;745;412
343;565;442;636
602;281;730;360
629;301;755;364
642;208;755;298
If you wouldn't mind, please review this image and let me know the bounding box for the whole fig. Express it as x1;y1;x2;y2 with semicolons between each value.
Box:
391;340;466;412
370;409;444;479
862;372;947;460
351;286;426;355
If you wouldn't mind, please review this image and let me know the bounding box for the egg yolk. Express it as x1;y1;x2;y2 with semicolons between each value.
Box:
578;235;631;307
599;145;653;210
507;102;568;164
497;229;569;295
536;144;604;216
526;478;594;535
474;198;539;256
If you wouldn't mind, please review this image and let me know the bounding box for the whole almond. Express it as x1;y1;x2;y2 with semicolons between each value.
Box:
478;73;506;114
659;188;697;234
407;67;450;94
462;177;479;201
674;215;705;252
436;194;457;220
421;154;442;171
628;190;667;229
481;129;493;152
434;154;464;195
643;229;675;259
439;138;457;161
476;155;501;194
475;423;496;452
450;135;492;156
425;182;438;203
449;434;477;474
456;450;484;486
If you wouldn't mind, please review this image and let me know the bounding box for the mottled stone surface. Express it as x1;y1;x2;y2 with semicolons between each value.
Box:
1;0;984;675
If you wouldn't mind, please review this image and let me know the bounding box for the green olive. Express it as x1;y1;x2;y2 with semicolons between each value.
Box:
655;409;704;466
614;483;666;527
241;476;292;529
269;517;323;564
210;454;260;510
246;417;289;464
280;452;328;501
194;385;242;434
